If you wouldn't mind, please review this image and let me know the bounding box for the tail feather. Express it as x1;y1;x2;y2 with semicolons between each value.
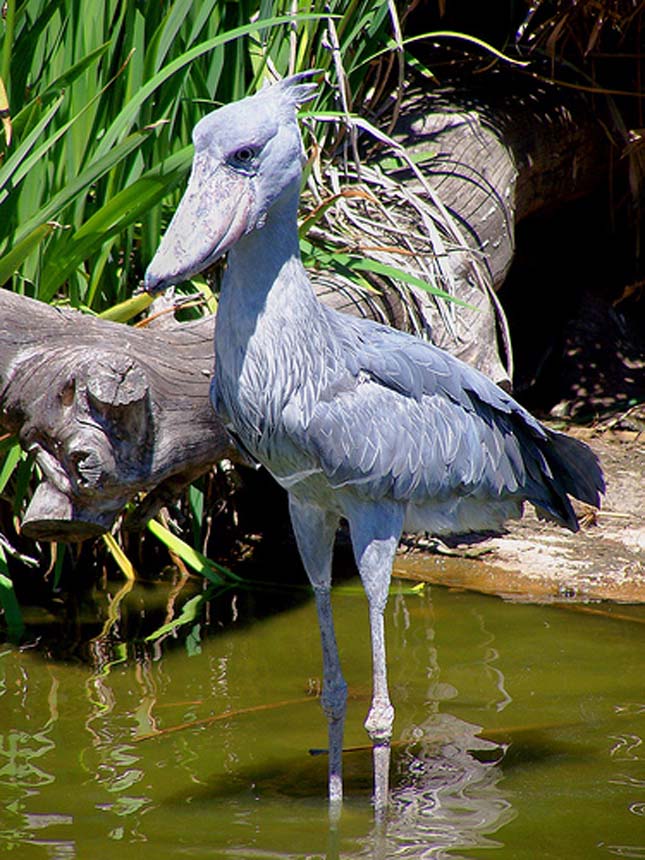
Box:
546;430;605;506
529;429;605;532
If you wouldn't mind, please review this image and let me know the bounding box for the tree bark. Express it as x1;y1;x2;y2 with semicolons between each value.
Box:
0;290;231;540
0;75;607;542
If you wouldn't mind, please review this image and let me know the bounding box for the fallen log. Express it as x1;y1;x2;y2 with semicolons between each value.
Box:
0;290;235;541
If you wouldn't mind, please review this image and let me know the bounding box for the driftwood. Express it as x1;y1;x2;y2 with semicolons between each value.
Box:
0;75;607;542
0;290;231;540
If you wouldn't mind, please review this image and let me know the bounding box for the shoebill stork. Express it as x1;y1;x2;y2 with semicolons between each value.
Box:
144;72;604;815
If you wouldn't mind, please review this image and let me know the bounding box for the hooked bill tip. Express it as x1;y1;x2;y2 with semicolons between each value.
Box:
143;270;171;295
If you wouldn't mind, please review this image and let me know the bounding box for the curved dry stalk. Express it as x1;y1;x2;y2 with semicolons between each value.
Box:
301;111;513;385
133;696;314;742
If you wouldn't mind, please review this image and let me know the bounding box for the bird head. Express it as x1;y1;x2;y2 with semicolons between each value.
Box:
144;71;319;293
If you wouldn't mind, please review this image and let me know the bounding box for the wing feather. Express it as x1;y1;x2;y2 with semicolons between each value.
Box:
278;308;602;529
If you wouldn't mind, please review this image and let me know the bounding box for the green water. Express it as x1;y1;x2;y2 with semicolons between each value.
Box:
0;574;643;859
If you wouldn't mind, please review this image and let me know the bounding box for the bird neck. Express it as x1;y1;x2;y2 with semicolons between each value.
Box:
214;178;322;381
212;180;325;438
220;181;318;323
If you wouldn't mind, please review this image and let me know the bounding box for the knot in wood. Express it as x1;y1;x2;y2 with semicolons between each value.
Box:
86;356;148;408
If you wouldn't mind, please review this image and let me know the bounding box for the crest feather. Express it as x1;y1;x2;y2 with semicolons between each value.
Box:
276;69;322;107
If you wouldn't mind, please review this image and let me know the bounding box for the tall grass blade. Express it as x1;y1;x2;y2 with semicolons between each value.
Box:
17;128;154;247
95;13;329;158
0;442;23;494
0;94;65;201
0;76;11;145
41;143;192;302
145;593;205;641
349;257;473;306
99;293;153;323
0;562;24;641
103;533;136;581
0;223;58;286
147;518;241;585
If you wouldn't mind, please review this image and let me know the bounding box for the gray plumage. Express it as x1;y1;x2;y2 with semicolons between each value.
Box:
145;72;604;816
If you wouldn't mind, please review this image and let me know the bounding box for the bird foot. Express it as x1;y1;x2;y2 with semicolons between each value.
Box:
372;740;391;819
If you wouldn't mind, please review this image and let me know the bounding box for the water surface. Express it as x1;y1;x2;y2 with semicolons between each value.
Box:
1;569;643;859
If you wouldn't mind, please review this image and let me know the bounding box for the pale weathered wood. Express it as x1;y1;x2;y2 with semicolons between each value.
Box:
0;290;233;540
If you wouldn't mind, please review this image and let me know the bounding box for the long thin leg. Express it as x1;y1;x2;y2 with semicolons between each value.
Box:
345;499;404;818
288;496;346;815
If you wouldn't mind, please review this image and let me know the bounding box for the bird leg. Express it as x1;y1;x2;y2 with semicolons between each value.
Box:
288;497;346;814
313;579;347;815
365;598;395;822
347;501;404;818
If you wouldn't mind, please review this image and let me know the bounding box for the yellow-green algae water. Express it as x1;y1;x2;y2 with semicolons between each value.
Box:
0;573;643;860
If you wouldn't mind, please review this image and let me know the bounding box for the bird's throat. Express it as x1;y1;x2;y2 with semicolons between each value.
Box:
212;185;321;444
218;185;318;343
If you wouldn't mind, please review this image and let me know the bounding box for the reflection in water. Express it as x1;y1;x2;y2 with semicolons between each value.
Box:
0;584;644;859
0;665;75;858
352;589;516;859
376;715;514;859
470;607;513;714
329;719;513;860
84;650;155;848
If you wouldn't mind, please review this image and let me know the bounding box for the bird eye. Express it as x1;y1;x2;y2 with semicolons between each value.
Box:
233;146;256;164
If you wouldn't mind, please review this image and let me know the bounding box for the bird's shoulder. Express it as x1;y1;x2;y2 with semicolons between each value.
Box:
323;309;526;422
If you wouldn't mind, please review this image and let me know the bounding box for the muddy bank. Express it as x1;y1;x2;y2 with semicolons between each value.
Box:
394;426;645;604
